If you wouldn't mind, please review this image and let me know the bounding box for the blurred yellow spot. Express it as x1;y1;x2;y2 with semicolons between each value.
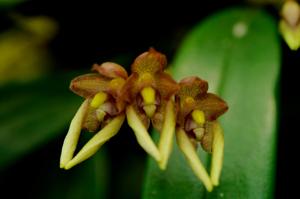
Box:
90;92;107;108
282;0;300;27
279;0;300;50
109;77;126;90
141;86;155;105
192;109;205;125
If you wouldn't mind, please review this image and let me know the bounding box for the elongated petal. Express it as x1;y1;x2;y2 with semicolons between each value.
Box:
64;114;125;169
126;105;161;162
158;100;176;170
210;121;224;186
60;100;89;168
176;128;213;192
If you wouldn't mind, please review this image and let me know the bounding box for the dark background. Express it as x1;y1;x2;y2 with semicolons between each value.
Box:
0;1;299;198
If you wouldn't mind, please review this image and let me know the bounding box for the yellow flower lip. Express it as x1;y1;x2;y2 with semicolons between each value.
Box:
191;109;205;125
140;87;157;117
90;92;108;108
141;87;156;105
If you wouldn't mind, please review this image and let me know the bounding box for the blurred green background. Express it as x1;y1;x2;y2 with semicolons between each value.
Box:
0;1;298;199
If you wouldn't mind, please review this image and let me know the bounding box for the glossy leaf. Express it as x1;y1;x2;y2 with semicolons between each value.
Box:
143;8;280;199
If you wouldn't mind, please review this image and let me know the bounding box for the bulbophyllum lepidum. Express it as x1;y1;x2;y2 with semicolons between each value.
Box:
59;48;228;192
121;48;179;169
60;62;128;169
175;77;228;191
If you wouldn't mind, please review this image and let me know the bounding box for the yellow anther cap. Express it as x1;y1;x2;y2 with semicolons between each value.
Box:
192;110;205;125
90;92;108;108
141;87;155;105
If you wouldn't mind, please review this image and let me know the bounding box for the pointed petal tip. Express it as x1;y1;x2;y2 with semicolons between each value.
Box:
64;162;74;170
59;163;65;169
158;161;167;170
212;179;219;187
207;185;213;192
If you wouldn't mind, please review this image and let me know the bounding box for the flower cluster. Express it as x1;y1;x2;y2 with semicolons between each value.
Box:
60;48;228;192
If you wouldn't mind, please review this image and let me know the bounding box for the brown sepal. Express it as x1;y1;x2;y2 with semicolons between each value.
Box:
70;73;109;99
131;48;167;74
92;62;128;79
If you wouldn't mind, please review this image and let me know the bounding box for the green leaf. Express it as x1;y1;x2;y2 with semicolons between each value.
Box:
143;8;280;199
0;73;82;169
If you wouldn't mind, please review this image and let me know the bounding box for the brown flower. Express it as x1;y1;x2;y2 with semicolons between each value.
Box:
121;48;179;169
175;76;228;191
60;62;127;169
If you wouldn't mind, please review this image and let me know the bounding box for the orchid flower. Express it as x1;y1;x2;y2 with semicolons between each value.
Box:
175;77;228;192
121;48;179;169
60;62;128;169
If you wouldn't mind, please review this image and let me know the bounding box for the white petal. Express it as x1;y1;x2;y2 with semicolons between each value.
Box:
65;114;125;169
126;105;161;162
176;128;213;192
210;121;224;186
60;100;88;168
158;100;175;170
